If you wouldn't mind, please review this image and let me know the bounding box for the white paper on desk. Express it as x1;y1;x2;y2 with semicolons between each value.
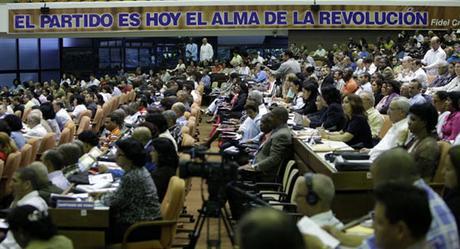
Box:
88;173;113;185
297;216;340;248
75;181;113;193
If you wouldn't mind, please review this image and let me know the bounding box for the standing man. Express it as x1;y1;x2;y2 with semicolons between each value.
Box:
422;36;447;77
185;37;198;63
200;38;214;65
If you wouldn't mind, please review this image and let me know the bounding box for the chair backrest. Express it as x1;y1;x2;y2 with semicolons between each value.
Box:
379;115;392;139
59;127;71;146
77;116;91;135
14;110;22;119
65;120;76;141
159;176;185;248
19;144;32;168
77;109;92;124
181;133;195;147
284;168;299;202
160;176;186;219
187;120;196;137
432;141;452;183
0;151;22;197
190;108;200;120
282;160;296;191
92;108;104;133
22;108;32;122
27;137;42;164
37;132;56;155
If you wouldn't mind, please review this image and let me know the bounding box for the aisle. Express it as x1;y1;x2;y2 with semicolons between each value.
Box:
175;117;234;249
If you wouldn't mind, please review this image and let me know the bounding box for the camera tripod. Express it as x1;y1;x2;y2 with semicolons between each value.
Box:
185;199;235;249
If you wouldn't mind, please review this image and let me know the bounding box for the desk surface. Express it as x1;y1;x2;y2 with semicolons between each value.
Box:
292;132;374;221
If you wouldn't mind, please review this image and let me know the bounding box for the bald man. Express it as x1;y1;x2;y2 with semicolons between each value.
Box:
27;162;63;204
132;127;152;147
422;36;447;76
294;173;343;229
330;148;459;249
359;92;384;139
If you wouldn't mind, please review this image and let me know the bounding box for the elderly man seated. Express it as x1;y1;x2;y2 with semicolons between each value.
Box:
361;97;410;160
24;111;47;139
294;173;343;229
238;107;292;182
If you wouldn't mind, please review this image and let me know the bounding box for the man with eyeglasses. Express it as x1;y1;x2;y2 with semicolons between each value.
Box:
361;97;410;160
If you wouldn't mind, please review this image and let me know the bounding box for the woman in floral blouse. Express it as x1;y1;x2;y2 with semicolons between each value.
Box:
101;138;161;243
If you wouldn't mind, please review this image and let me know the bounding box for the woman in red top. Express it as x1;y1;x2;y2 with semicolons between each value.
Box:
0;132;17;162
442;92;460;141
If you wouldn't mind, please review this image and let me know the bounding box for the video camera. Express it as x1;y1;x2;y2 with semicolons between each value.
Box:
179;146;239;206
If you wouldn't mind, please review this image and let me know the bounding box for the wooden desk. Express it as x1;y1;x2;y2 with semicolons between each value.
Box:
293;138;374;221
49;208;109;249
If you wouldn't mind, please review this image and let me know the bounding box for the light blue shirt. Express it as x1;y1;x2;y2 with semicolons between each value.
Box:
409;93;427;106
360;179;459;249
239;114;261;143
185;43;198;61
11;131;25;150
255;70;268;83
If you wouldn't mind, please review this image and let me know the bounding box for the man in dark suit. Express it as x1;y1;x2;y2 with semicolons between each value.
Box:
239;107;292;182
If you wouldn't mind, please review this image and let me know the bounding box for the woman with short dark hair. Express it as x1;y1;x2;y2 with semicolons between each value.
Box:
441;91;460;141
101;138;161;243
320;94;373;149
3;114;25;150
433;91;450;138
297;81;318;115
77;130;99;154
375;79;401;114
149;137;179;202
405;103;439;180
307;85;346;131
6;205;73;249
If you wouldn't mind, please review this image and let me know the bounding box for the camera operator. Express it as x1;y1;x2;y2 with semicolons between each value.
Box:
238;107;292;182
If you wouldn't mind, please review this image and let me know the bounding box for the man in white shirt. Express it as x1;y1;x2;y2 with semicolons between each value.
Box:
71;95;88;119
360;91;384;139
0;167;48;249
355;72;373;94
428;62;460;92
422;36;447;77
238;102;261;143
185;38;198;62
53;101;71;131
200;38;214;64
312;43;327;59
25;112;47;139
408;79;427;106
365;97;410;160
294;173;344;229
86;74;100;88
411;60;428;85
230;51;243;67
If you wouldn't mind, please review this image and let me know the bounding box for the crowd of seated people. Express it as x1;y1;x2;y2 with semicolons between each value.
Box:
0;29;458;248
189;30;460;248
